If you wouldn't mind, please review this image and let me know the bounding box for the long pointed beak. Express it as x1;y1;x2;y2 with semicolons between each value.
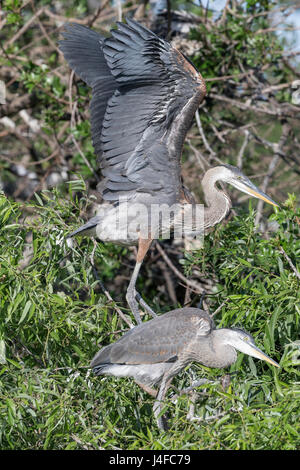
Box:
246;186;279;208
248;343;280;368
227;175;279;207
231;176;279;208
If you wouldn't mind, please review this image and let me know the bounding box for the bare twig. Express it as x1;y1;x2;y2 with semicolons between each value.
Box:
206;70;254;83
210;92;300;119
186;138;208;171
278;246;300;280
254;154;280;226
195;110;216;157
256;25;300;35
6;7;45;46
155;242;205;294
157;260;178;305
91;262;134;329
184;285;191;306
89;239;133;328
69;79;100;182
236;130;250;169
87;0;111;27
209;122;226;143
254;121;290;226
171;379;212;401
116;0;122;22
211;300;228;317
261;81;297;94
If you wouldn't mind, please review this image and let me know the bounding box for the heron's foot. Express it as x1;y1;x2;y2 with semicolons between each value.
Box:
135;291;157;318
126;288;157;324
181;380;214;423
135;380;157;398
178;379;212;396
153;400;169;431
187;406;227;423
126;288;142;325
170;379;212;404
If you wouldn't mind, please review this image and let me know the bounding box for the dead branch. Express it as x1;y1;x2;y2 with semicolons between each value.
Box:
278;246;300;281
155;241;205;294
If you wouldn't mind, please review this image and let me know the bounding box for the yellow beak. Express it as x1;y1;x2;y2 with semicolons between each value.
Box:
247;188;279;207
249;344;280;368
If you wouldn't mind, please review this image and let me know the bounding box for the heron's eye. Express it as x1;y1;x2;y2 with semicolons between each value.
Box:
243;336;249;342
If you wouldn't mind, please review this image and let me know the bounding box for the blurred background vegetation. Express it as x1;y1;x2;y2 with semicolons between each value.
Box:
0;0;299;450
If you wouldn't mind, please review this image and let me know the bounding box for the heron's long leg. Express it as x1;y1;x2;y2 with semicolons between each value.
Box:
153;362;185;431
135;293;157;317
126;260;143;324
171;379;212;400
135;381;158;398
126;238;155;324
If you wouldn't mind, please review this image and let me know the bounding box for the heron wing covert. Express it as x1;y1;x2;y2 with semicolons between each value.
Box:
59;18;206;203
91;308;214;366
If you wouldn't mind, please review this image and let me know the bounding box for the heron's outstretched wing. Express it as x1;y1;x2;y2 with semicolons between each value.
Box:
59;19;206;203
59;23;118;170
91;309;214;366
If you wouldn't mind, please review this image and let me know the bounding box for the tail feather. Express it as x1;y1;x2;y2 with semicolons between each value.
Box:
93;364;110;376
92;362;170;386
66;215;102;238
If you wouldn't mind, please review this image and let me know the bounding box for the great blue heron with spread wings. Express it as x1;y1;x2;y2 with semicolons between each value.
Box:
91;307;280;430
59;19;278;324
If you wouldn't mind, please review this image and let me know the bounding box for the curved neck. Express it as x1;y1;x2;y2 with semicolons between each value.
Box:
187;330;237;369
201;168;231;228
209;329;237;368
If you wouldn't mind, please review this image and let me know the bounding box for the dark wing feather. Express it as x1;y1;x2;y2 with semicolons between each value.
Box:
59;19;206;203
58;23;118;160
99;19;206;203
58;23;110;86
91;309;214;367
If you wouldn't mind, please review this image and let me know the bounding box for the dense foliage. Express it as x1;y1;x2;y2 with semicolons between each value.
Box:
0;191;299;449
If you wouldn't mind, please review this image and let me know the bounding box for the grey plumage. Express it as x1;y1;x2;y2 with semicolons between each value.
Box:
92;308;213;383
59;19;278;324
66;215;101;238
60;19;205;204
91;307;279;430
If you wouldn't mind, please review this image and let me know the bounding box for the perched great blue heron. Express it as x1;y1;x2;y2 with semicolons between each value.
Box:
91;307;279;430
59;19;278;324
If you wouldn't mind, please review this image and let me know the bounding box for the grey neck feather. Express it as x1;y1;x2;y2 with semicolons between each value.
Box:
188;329;237;369
201;168;231;229
208;329;237;368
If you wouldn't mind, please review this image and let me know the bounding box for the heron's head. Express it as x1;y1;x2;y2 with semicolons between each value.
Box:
224;328;280;367
213;164;279;207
